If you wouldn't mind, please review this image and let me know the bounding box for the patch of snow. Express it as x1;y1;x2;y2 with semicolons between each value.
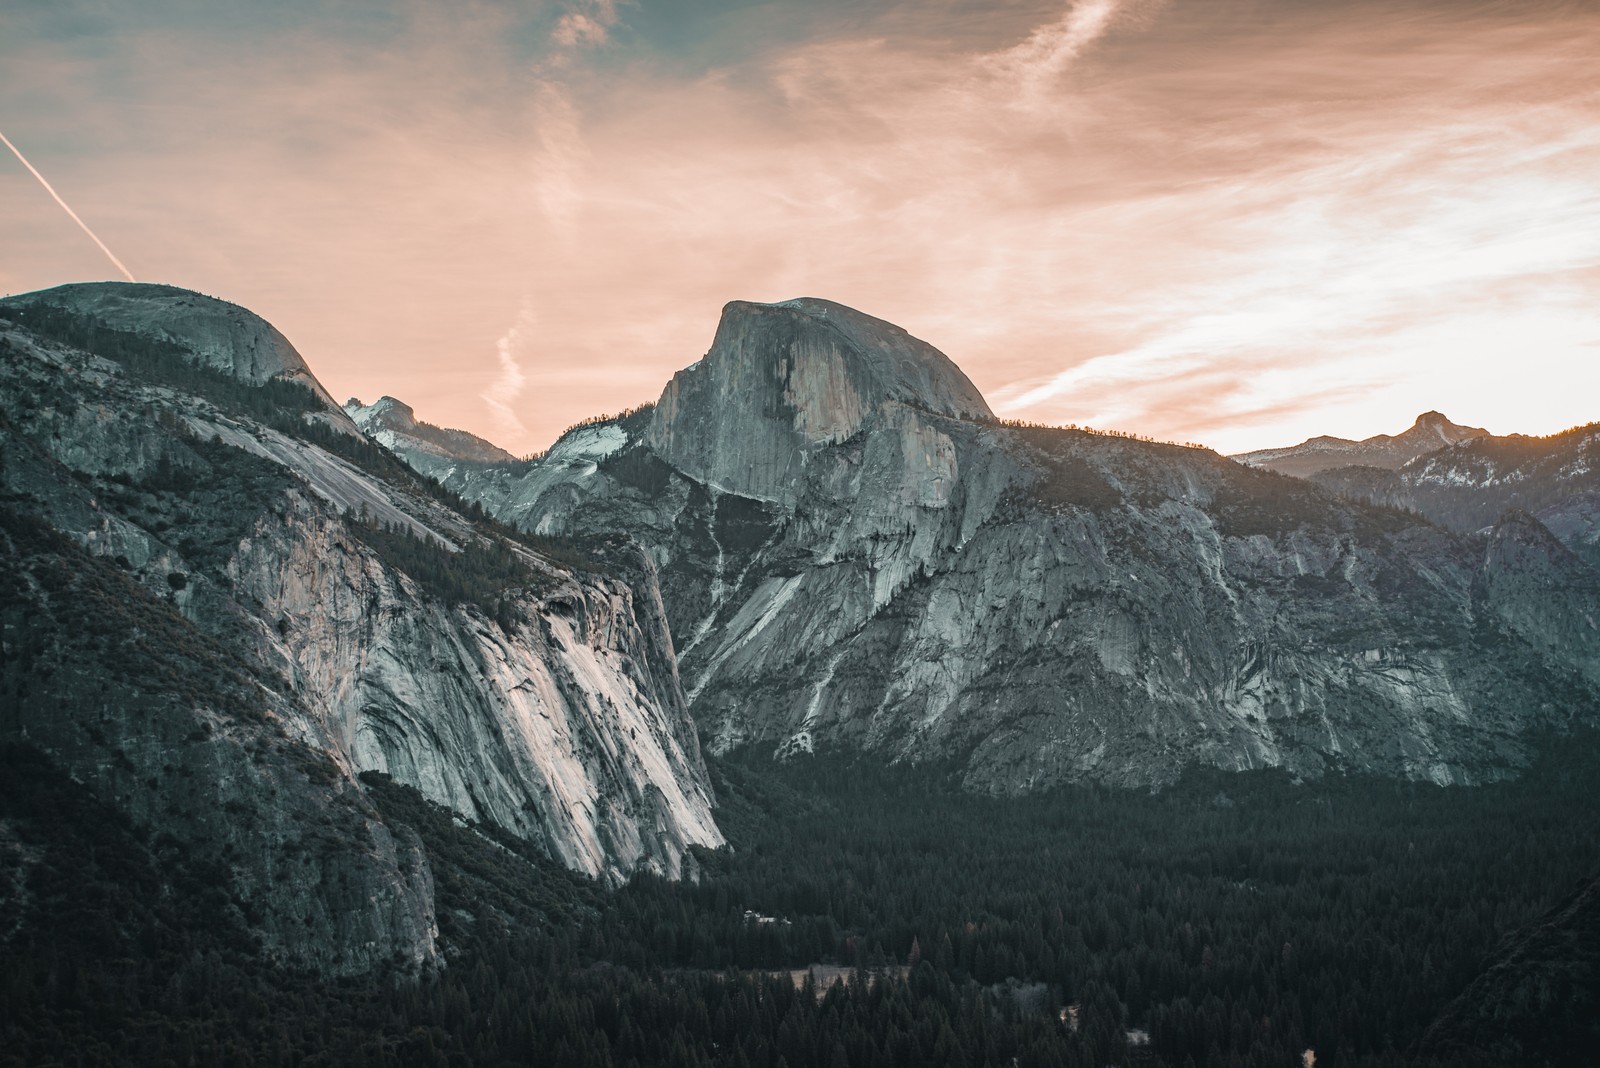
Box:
552;424;628;461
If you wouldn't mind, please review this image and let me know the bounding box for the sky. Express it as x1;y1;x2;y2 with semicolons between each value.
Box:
4;0;1599;456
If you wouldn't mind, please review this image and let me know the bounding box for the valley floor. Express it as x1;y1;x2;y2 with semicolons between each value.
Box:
4;737;1599;1066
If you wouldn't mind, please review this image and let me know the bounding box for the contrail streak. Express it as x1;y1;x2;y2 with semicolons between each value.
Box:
0;127;136;282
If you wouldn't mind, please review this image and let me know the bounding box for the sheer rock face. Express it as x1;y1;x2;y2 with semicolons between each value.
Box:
0;285;722;972
219;499;719;881
647;299;993;503
435;300;1600;793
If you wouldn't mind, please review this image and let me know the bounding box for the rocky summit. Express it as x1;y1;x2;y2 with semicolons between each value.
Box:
647;298;993;504
434;299;1600;792
16;281;351;409
345;394;518;482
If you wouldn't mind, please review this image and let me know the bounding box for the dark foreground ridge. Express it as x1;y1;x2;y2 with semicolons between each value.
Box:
4;739;1600;1066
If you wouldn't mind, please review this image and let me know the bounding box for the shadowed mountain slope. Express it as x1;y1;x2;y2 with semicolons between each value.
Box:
1308;423;1600;569
0;283;723;973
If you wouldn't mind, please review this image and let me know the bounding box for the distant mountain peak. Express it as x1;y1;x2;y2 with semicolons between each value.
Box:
345;394;516;469
349;395;416;421
1232;411;1489;478
1399;410;1486;447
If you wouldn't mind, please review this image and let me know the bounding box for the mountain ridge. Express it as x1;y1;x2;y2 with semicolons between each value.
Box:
4;281;354;420
423;299;1600;792
0;282;723;973
1309;421;1600;570
345;394;518;479
1232;411;1490;477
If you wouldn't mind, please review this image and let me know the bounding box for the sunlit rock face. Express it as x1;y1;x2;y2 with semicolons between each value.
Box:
0;284;722;972
221;501;720;882
441;299;1600;792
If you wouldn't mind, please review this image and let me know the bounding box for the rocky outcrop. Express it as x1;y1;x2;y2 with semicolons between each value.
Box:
1233;411;1488;478
1475;510;1600;688
344;396;517;481
0;488;441;978
647;298;992;504
0;284;723;971
437;300;1600;792
2;282;354;420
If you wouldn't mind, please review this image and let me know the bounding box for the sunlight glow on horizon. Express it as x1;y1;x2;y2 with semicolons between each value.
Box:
3;1;1598;456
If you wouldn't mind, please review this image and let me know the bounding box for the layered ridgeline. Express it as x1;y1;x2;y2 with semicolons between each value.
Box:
0;282;720;975
422;298;1600;791
1307;424;1600;571
1237;410;1600;571
1232;410;1489;478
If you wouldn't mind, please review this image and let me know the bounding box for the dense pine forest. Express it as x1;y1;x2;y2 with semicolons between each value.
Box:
3;734;1598;1066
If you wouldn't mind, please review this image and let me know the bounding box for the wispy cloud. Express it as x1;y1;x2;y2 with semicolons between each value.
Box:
485;300;536;442
4;1;1598;454
988;74;1600;445
489;0;631;436
986;0;1161;109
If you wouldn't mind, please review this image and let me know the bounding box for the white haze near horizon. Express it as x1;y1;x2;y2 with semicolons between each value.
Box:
2;0;1598;455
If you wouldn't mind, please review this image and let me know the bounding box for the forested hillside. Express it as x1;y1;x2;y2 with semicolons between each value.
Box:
5;738;1598;1066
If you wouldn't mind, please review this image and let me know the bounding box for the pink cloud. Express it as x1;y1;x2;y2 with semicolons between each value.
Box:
3;2;1598;455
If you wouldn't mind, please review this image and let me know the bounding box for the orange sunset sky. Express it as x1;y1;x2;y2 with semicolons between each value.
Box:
4;0;1599;457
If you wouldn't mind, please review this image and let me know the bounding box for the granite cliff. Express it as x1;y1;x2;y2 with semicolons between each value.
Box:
433;299;1600;791
0;283;722;974
647;298;992;504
